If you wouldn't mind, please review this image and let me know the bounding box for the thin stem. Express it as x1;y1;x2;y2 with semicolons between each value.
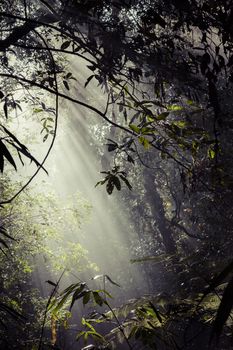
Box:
104;300;133;350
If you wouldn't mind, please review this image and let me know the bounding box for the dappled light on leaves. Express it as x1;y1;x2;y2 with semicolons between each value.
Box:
0;0;233;349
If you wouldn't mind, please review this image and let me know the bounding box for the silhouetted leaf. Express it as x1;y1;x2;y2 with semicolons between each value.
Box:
148;302;163;323
112;176;121;191
70;283;86;310
106;178;114;194
0;152;4;172
63;80;70;90
61;41;71;50
127;155;135;164
210;275;233;342
119;175;132;190
105;275;121;287
0;226;15;241
85;75;95;87
0;301;25;321
201;260;233;303
157;112;169;120
0;140;17;170
93;291;103;306
3;99;7;118
0;237;8;248
46;280;58;287
83;291;91;305
107;143;117;152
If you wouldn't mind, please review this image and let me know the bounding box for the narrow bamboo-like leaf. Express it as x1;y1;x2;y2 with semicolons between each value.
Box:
53;293;71;314
0;140;17;170
210;276;233;342
7;141;48;174
0;238;8;248
92;291;103;306
3;99;8;118
201;260;233;303
85;75;94;87
83;291;91;305
148;302;163;323
0;301;26;320
0;152;4;172
92;274;104;281
46;280;58;287
119;175;132;190
105;275;121;287
70;283;86;310
0;227;15;241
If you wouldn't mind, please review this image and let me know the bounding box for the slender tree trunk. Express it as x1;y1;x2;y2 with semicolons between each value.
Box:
144;169;177;254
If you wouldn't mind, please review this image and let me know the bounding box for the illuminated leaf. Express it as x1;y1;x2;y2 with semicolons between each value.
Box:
129;124;140;134
139;136;150;150
167;105;183;111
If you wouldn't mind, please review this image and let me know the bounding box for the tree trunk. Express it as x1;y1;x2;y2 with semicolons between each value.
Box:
144;169;177;254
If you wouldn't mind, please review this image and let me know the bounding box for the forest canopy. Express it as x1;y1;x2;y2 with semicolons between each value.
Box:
0;0;233;349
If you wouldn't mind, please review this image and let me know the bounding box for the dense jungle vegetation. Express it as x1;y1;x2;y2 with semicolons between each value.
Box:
1;0;233;349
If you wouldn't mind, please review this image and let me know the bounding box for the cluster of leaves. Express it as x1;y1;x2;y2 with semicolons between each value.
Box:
0;174;98;348
47;271;233;350
0;1;233;349
95;166;132;194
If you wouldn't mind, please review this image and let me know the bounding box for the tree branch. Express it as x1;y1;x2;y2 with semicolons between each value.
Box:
0;73;132;135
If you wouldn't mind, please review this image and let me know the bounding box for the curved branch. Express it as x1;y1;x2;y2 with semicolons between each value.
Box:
0;73;132;135
0;30;59;205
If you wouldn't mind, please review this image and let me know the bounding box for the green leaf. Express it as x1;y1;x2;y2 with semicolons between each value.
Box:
92;291;104;306
157;112;169;120
172;120;187;128
208;148;216;159
139;136;150;150
167;105;183;111
53;294;71;314
83;291;91;305
33;108;44;113
70;283;86;310
148;302;163;323
129;124;140;133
